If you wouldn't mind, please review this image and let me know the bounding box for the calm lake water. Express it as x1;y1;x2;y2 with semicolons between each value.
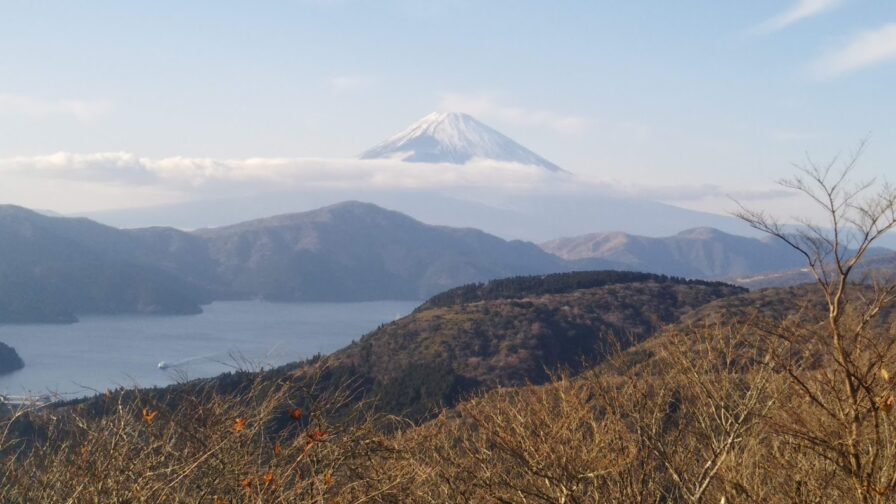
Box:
0;300;419;399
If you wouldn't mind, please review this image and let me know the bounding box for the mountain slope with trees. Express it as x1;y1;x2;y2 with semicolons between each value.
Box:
0;206;211;323
318;271;744;417
195;201;596;301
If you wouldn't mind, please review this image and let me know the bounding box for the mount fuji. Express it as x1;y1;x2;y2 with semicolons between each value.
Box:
360;112;566;173
82;112;761;241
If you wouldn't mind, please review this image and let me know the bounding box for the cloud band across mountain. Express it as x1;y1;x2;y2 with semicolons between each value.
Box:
0;152;559;190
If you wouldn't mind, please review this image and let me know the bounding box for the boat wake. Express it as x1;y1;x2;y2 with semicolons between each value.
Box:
157;353;218;370
157;343;287;372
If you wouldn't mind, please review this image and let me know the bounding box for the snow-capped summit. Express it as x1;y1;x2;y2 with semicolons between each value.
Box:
360;112;566;173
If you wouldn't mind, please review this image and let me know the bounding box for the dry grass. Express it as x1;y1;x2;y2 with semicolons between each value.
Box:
0;368;416;503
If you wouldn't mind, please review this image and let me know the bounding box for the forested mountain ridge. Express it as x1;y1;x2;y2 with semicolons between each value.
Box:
416;270;736;312
316;272;745;417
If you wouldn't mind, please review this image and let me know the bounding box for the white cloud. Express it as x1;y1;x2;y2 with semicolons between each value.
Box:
812;23;896;77
0;152;559;192
0;93;110;122
755;0;842;33
0;152;792;215
329;75;376;95
438;93;589;134
592;181;793;202
4;152;156;184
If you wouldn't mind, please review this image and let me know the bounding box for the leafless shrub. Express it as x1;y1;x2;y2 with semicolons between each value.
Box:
736;142;896;503
0;366;415;503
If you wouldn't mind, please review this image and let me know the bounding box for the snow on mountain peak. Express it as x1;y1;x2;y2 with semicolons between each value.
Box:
360;112;566;173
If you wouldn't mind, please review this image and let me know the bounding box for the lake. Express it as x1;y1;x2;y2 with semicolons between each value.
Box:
0;300;419;399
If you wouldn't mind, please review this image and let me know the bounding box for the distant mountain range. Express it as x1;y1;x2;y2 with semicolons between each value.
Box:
0;206;212;323
3;200;888;323
193;201;582;301
733;251;896;290
360;112;565;173
0;202;613;323
541;227;808;280
543;226;896;286
83;189;755;243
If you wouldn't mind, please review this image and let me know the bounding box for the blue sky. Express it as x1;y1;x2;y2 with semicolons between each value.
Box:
0;1;894;214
